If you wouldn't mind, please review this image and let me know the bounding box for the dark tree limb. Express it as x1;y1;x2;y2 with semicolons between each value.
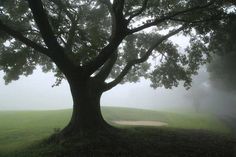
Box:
94;52;118;82
111;0;127;38
83;37;123;76
27;0;81;75
129;0;216;34
113;0;125;16
169;14;223;25
0;21;51;57
65;20;77;52
104;25;187;91
27;0;62;52
83;0;128;77
86;0;217;77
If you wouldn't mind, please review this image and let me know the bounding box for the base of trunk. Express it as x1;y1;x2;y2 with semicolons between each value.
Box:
47;119;116;144
60;118;113;137
51;79;116;141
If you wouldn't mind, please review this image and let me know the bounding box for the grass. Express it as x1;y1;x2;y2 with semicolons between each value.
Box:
0;107;234;157
0;110;71;152
102;107;230;132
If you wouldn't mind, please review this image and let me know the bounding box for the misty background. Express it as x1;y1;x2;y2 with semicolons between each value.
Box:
1;34;235;116
1;65;236;117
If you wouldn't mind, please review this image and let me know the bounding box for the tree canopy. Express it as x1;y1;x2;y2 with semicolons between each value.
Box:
0;0;235;89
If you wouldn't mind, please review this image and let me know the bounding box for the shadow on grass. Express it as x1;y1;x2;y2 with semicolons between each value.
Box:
2;127;236;157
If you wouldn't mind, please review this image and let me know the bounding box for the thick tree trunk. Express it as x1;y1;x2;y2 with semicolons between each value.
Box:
60;78;111;136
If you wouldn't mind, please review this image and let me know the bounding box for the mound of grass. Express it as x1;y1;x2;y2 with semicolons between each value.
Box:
2;128;235;157
0;107;232;156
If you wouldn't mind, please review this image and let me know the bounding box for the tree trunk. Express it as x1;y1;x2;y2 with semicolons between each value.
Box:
60;78;111;137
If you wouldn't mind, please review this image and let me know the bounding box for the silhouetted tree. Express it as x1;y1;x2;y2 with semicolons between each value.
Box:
207;14;236;92
0;0;234;136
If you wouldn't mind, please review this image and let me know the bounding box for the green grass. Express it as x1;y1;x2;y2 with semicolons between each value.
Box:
102;107;230;132
0;107;231;155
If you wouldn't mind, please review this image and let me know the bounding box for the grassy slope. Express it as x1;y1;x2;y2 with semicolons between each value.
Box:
102;107;229;132
0;107;231;154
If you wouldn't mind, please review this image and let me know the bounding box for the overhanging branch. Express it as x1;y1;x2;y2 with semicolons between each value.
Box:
0;21;51;57
27;0;62;52
129;0;216;34
94;52;118;82
83;0;127;76
104;25;187;91
27;0;81;74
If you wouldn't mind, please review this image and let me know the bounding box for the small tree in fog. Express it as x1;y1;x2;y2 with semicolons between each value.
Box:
0;0;234;136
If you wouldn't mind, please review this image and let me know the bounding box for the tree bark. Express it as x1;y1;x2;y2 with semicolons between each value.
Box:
60;77;110;137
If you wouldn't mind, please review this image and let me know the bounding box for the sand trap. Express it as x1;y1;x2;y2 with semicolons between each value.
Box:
112;120;168;126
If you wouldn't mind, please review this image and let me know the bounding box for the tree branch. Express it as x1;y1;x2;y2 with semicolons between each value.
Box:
27;0;81;75
111;0;127;38
83;37;123;76
27;0;62;52
104;25;187;91
127;0;149;22
0;21;51;57
129;0;216;34
169;14;223;25
94;52;118;82
83;0;128;76
113;0;125;16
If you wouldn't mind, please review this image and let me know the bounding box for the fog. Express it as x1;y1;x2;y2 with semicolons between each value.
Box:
1;65;236;117
1;34;235;116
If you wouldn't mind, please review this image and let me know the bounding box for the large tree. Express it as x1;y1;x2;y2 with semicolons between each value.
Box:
0;0;234;136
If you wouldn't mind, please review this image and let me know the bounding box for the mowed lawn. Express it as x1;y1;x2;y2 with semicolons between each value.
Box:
0;107;231;154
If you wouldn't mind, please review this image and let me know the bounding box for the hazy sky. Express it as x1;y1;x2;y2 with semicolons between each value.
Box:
0;68;194;110
1;59;235;116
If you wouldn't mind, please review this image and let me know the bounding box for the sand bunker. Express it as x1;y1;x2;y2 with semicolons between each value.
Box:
112;120;168;126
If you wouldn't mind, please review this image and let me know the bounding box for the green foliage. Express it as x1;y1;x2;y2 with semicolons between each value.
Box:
0;0;235;89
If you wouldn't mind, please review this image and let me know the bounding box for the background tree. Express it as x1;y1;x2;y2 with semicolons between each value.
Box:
207;13;236;92
0;0;234;136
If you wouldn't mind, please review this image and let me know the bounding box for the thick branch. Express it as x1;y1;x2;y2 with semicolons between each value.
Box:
0;21;51;57
113;0;125;16
129;0;216;34
83;37;123;76
83;0;127;76
65;20;77;52
27;0;62;51
111;0;127;38
94;52;118;82
169;14;223;24
104;25;187;91
27;0;81;75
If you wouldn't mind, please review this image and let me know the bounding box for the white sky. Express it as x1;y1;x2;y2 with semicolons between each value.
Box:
0;69;195;110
